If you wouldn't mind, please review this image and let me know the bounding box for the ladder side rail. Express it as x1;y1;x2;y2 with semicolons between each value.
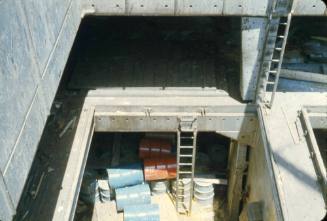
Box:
269;13;292;107
176;131;181;212
188;131;197;214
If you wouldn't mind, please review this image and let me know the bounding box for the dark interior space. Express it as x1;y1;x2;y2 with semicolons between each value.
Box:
85;132;229;173
314;129;327;169
277;17;327;92
66;16;242;100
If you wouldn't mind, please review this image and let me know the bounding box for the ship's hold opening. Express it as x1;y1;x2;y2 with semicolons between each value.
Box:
276;16;327;92
75;132;231;221
313;129;327;169
66;16;242;101
14;14;257;221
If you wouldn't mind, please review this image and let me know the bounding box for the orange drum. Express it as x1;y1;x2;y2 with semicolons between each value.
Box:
143;155;177;181
139;138;172;159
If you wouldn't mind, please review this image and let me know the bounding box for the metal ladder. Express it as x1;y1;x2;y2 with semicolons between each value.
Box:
256;0;293;108
176;117;197;214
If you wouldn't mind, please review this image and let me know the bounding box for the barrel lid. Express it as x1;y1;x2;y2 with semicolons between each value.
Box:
194;192;215;200
194;180;213;187
194;186;214;194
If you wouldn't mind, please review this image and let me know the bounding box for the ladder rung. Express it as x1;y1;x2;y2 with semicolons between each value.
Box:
176;186;188;190
180;154;193;157
271;59;280;63
176;195;189;199
267;81;275;85
275;47;282;51
180;136;194;139
179;146;193;149
179;171;192;174
280;22;288;26
277;35;285;39
179;163;193;166
176;196;186;199
269;70;277;74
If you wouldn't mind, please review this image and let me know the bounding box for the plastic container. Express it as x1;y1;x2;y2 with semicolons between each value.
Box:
194;180;215;208
194;192;214;207
107;163;144;189
98;179;111;202
139;138;172;159
150;180;170;194
124;204;160;221
115;184;151;212
144;156;176;181
194;181;214;193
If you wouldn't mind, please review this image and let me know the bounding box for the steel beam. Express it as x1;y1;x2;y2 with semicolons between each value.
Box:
52;107;95;221
305;106;327;129
94;106;257;144
85;0;327;16
300;108;327;203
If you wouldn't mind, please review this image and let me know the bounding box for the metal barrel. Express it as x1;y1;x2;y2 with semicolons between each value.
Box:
150;180;170;194
144;156;176;181
124;204;160;221
194;181;215;207
115;184;151;212
107;163;144;189
139;138;172;159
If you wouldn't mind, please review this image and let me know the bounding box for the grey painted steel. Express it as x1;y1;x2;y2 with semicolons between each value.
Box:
305;106;327;129
176;130;197;214
268;13;292;107
255;0;294;106
0;0;325;220
3;93;47;206
300;108;327;203
0;0;40;171
0;0;82;213
257;106;284;221
241;17;268;100
0;171;15;221
258;93;326;221
88;0;327;16
94;112;257;145
227;142;248;221
308;113;327;129
91;93;258;144
53;107;95;221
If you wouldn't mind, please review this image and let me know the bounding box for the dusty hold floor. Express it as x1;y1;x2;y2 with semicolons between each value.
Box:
75;193;226;221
